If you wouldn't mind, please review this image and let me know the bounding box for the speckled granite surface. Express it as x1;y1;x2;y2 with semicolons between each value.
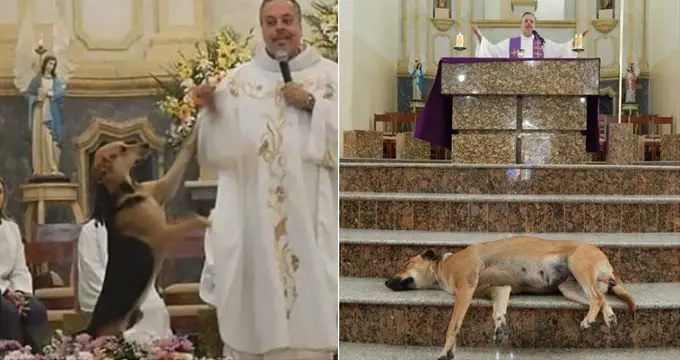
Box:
522;96;588;130
440;59;600;96
607;123;639;164
339;193;680;233
452;96;517;130
660;134;680;161
343;130;383;159
339;278;680;348
339;164;680;195
338;230;680;281
520;132;590;164
452;133;516;164
340;342;680;360
395;132;430;160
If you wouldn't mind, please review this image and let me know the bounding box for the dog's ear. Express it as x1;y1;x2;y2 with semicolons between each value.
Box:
422;249;441;261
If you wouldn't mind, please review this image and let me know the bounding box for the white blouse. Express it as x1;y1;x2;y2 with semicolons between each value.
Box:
0;219;33;294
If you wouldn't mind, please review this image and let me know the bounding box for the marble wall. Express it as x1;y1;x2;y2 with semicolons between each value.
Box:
0;95;199;231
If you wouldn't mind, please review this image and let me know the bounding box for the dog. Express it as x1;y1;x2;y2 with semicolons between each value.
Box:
81;130;210;337
385;235;636;360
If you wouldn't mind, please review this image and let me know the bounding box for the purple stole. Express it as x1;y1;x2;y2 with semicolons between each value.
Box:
509;36;544;59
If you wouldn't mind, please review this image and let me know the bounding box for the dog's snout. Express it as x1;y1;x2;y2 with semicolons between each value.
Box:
385;277;414;292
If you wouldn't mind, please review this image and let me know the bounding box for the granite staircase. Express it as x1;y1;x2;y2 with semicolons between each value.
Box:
338;159;680;359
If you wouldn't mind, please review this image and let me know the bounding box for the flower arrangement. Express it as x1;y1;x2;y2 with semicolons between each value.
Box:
0;331;216;360
302;0;338;62
154;26;255;150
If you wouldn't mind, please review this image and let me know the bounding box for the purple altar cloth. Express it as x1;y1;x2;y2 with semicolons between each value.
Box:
413;57;601;153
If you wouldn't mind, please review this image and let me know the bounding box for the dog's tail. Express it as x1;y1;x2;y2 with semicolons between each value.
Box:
608;277;636;313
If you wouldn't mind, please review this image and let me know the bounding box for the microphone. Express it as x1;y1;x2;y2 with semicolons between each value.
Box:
532;30;545;47
275;49;292;83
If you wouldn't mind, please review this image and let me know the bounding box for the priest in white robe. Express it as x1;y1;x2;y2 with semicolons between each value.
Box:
473;11;589;58
77;218;173;342
194;0;337;359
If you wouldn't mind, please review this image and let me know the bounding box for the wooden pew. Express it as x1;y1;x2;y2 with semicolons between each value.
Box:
25;224;81;332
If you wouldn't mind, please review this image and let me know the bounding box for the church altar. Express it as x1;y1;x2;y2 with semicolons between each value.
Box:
414;57;602;164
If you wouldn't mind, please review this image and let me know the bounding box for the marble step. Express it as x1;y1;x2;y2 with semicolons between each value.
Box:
339;161;680;196
340;342;680;360
340;192;680;233
339;230;680;282
339;277;680;349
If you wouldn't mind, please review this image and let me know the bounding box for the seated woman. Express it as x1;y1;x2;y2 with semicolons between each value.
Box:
0;175;49;351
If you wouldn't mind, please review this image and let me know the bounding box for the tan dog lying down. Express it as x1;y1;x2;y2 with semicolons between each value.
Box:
385;235;636;360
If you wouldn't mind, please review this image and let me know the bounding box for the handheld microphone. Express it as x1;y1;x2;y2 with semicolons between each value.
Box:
532;30;545;47
275;50;292;83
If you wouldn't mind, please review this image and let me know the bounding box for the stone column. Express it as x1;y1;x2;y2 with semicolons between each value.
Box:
396;132;430;159
606;123;638;164
660;134;680;160
342;130;383;158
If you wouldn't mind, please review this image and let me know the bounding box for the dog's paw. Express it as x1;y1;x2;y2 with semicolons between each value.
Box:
436;350;454;360
605;313;618;328
580;318;594;330
493;325;506;346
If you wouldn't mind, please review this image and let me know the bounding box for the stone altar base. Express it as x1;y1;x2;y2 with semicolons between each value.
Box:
607;123;638;164
660;134;680;161
520;132;590;164
343;130;382;158
452;133;515;164
396;132;430;160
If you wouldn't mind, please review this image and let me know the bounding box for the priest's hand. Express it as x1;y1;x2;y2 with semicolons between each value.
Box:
190;85;217;113
280;82;311;110
471;24;482;42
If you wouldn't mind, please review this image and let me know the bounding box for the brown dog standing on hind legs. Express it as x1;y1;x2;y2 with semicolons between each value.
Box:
384;235;636;360
79;125;211;337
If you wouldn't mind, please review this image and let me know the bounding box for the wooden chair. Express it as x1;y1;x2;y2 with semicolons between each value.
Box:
157;227;214;336
25;236;78;331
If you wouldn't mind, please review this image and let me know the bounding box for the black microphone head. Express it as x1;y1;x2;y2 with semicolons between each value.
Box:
275;49;288;63
532;29;538;36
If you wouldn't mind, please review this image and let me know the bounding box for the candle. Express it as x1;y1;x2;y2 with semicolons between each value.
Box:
38;33;44;47
574;33;583;49
455;33;464;48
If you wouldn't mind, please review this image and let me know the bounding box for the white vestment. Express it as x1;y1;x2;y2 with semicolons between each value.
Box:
0;220;33;295
476;34;576;58
197;45;338;359
77;219;173;343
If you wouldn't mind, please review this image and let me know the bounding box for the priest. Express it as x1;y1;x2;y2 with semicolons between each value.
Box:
192;0;338;359
473;11;589;58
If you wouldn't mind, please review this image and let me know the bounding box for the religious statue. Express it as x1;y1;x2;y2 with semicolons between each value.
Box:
411;58;425;101
437;0;448;8
624;61;640;104
600;0;613;10
13;4;73;181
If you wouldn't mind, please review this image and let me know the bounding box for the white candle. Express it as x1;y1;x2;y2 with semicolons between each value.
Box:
38;33;44;47
455;33;464;47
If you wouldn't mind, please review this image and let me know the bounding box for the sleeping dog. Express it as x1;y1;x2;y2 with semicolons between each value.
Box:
81;129;211;337
385;235;636;360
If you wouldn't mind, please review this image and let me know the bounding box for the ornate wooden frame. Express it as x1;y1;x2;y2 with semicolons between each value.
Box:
72;117;166;216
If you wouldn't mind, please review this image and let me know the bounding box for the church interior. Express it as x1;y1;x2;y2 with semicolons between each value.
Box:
0;0;336;358
339;0;680;358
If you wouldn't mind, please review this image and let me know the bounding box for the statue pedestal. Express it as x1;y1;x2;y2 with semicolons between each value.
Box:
433;8;450;19
20;182;85;243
